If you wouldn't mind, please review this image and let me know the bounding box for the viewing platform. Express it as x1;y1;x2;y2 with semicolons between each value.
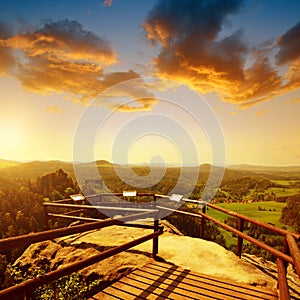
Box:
0;192;299;299
92;260;278;300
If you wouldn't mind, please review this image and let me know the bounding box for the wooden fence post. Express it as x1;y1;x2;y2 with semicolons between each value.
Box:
200;204;206;239
152;194;159;259
277;257;291;300
236;219;244;258
43;204;49;230
286;234;300;279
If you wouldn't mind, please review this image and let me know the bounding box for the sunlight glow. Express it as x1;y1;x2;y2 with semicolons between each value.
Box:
0;120;23;156
128;135;181;165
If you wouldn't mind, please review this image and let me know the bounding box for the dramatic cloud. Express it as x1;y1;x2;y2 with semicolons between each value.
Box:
6;19;116;64
0;22;16;75
0;19;154;110
93;70;157;111
276;22;300;65
143;0;300;108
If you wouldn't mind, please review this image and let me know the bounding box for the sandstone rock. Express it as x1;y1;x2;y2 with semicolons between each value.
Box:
13;223;300;297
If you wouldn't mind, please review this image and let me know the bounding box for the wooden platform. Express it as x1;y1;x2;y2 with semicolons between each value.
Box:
90;261;278;300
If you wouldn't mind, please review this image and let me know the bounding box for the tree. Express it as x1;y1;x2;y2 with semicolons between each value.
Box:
0;255;8;289
30;216;40;232
280;194;300;232
16;210;29;234
32;169;79;199
64;187;75;198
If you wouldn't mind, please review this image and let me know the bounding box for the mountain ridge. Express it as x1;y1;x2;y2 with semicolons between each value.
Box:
1;158;300;181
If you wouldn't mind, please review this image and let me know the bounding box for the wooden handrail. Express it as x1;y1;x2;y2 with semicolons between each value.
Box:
198;211;292;264
44;202;156;212
158;198;300;298
286;234;300;279
207;203;300;240
156;205;203;219
158;205;294;264
3;193;297;299
277;258;291;300
0;210;156;252
85;192;156;198
47;213;104;222
0;229;163;300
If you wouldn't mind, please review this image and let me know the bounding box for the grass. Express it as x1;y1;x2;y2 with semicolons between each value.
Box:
219;228;237;248
267;187;299;197
219;179;300;201
207;201;288;227
271;179;300;186
205;201;294;248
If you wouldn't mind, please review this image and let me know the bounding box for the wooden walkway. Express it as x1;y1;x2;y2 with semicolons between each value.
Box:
90;261;278;300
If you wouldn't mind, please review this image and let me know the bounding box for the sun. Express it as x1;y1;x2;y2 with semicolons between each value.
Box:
0;119;23;157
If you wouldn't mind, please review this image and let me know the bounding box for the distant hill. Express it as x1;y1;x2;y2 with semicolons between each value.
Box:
0;159;22;169
0;159;118;181
95;159;113;166
1;158;300;182
228;164;300;179
228;164;300;172
0;160;75;179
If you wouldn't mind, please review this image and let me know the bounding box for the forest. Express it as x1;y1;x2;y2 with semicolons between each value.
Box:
0;160;300;291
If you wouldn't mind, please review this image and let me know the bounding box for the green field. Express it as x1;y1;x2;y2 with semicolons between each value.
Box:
205;201;293;247
207;201;287;227
271;180;297;186
267;187;300;197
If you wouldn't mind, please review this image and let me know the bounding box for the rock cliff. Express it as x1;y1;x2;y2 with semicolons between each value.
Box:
14;221;300;298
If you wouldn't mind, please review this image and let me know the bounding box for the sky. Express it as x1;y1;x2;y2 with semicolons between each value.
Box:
0;0;300;166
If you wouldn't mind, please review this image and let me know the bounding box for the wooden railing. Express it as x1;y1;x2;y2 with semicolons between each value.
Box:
0;206;162;300
0;192;300;299
0;231;163;300
155;195;300;300
43;193;300;299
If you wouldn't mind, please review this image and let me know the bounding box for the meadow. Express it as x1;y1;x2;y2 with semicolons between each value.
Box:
205;201;292;247
207;201;286;225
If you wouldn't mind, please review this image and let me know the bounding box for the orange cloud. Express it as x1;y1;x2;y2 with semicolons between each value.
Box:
0;22;15;75
93;71;158;111
0;43;15;75
5;20;116;65
143;0;300;108
0;19;156;110
276;22;300;65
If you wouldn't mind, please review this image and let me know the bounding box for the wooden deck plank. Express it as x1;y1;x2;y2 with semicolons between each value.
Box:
146;261;277;297
123;273;230;300
128;266;276;300
124;277;218;300
144;262;278;297
137;264;276;299
110;279;197;300
128;269;260;300
89;290;121;300
128;267;237;300
121;271;208;299
91;261;278;300
100;285;145;300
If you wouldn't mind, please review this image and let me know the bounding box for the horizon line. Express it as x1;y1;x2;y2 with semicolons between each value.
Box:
1;158;300;168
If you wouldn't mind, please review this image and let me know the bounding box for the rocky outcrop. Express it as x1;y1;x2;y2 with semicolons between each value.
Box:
242;253;300;299
14;222;300;298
